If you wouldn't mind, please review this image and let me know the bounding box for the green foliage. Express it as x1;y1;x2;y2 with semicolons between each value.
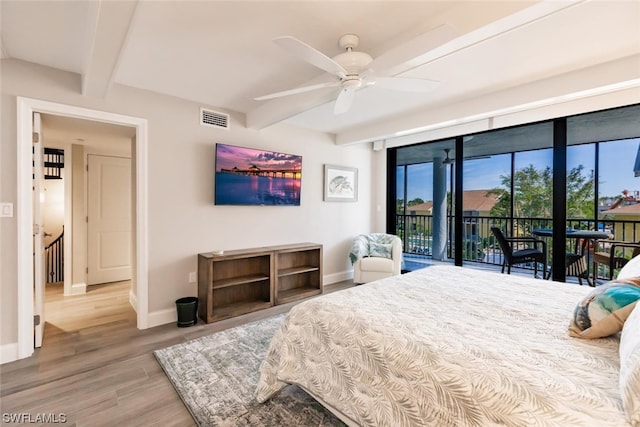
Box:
566;165;595;218
487;188;510;217
489;164;594;218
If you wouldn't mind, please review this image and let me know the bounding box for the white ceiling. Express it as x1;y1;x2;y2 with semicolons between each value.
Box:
39;114;136;150
2;0;639;144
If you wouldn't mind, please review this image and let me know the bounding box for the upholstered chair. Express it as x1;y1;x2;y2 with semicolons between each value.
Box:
349;233;403;284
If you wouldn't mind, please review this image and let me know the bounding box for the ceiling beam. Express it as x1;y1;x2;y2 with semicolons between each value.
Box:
336;54;640;146
81;0;138;98
395;0;586;75
369;24;458;77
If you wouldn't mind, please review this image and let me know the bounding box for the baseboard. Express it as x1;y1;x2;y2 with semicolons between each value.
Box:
146;272;353;329
69;282;87;295
0;342;18;365
147;307;176;328
323;270;353;285
129;289;138;313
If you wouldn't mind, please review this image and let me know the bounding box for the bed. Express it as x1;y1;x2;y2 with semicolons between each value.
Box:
256;264;640;426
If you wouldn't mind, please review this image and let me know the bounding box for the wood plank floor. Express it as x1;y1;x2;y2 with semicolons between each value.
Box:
0;279;354;426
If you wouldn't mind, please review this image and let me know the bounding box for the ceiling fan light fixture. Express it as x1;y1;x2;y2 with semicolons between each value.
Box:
332;50;373;74
342;77;362;90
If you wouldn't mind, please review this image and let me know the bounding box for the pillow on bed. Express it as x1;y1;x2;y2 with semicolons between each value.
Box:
620;303;640;425
569;277;640;339
618;255;640;280
369;242;393;259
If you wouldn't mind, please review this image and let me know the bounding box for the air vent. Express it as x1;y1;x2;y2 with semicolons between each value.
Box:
200;108;229;130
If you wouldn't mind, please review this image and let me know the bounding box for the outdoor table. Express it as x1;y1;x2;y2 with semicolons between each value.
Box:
531;228;613;286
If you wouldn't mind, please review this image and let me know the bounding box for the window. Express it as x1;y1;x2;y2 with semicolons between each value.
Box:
388;104;640;278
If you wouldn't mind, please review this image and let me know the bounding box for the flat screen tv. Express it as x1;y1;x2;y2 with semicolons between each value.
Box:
214;143;302;206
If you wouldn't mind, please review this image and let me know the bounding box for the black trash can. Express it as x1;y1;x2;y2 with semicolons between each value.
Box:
175;297;198;327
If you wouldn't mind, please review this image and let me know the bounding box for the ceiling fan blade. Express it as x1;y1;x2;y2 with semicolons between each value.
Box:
254;81;340;101
334;87;356;115
273;36;347;77
374;76;439;93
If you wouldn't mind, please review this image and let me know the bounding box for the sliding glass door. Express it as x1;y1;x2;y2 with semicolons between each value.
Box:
388;103;640;281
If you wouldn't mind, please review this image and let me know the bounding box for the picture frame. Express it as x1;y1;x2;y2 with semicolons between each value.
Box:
324;164;358;202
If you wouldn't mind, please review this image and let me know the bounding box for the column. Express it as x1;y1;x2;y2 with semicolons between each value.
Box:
432;157;447;261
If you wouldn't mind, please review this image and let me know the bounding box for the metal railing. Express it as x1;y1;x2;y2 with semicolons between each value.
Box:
396;214;640;280
45;230;63;283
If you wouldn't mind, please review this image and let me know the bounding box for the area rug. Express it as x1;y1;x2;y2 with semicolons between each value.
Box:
154;314;344;427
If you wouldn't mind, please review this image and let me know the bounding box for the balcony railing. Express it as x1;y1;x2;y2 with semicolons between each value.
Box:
396;214;640;281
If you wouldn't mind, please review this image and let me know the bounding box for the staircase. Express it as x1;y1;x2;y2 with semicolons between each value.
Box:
43;147;65;283
45;229;64;284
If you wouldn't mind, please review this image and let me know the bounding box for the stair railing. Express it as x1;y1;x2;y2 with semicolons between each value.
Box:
45;229;64;283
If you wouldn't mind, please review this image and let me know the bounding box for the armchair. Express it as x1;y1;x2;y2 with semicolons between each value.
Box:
490;226;547;279
349;233;403;284
593;240;640;280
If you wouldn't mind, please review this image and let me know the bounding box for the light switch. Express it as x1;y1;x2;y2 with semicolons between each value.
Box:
0;203;13;218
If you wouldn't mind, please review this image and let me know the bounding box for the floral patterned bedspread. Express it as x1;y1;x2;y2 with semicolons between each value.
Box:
256;265;629;426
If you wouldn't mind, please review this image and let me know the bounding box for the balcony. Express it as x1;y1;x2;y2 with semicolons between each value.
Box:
397;214;640;283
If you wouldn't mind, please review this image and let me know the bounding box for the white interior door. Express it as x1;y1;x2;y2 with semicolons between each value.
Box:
32;112;45;348
87;155;132;285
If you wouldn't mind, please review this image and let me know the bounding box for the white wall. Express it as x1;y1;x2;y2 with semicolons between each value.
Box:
0;59;376;348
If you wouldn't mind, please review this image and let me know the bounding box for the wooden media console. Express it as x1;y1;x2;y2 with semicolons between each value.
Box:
197;243;323;323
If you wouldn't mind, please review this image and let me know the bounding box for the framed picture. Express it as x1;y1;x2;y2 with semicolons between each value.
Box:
324;164;358;202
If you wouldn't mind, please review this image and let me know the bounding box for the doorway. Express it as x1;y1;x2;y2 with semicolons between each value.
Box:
39;115;135;342
16;97;149;360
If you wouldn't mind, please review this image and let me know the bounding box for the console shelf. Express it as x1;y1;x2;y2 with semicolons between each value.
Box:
213;300;273;320
278;266;319;277
213;273;271;289
198;243;323;323
277;286;322;305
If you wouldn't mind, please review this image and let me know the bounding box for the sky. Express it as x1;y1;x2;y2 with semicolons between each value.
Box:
401;138;640;202
215;143;302;172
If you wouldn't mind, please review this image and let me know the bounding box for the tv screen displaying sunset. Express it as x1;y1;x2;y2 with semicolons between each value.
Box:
214;143;302;206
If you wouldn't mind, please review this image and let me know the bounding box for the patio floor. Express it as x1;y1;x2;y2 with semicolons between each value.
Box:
403;253;590;286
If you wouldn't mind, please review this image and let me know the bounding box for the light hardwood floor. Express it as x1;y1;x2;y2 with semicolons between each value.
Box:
0;279;354;426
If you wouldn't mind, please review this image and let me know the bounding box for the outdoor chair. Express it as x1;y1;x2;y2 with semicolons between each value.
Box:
490;226;547;279
593;240;640;281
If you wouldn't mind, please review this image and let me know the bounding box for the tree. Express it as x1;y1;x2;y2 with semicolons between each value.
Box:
489;164;594;219
408;198;425;206
566;165;595;218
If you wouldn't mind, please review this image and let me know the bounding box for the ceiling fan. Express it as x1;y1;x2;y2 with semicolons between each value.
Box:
442;148;491;164
254;33;440;115
443;148;453;165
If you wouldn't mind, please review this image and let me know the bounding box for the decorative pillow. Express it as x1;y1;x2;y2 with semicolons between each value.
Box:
369;242;393;259
569;276;640;339
618;255;640;280
620;303;640;426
